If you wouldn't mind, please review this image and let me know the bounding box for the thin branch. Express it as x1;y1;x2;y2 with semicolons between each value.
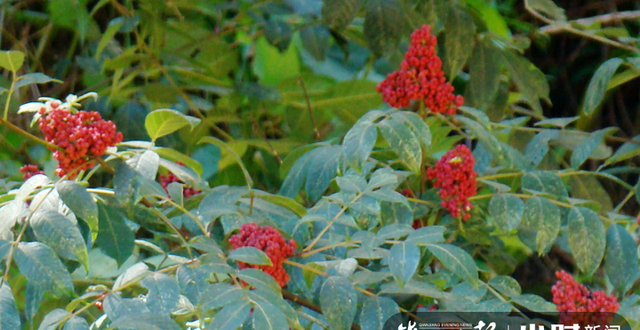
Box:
298;76;321;141
303;192;364;253
0;116;63;151
94;157;115;174
540;10;640;34
525;2;640;54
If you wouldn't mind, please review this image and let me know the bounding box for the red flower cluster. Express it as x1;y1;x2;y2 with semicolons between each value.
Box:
552;270;619;324
376;25;464;114
159;165;200;198
19;165;44;180
229;223;296;287
38;102;122;178
426;145;477;221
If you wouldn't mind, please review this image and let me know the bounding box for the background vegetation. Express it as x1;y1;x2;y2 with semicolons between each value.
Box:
1;0;640;329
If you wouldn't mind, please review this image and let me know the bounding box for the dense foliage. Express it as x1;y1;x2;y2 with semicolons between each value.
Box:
1;0;640;329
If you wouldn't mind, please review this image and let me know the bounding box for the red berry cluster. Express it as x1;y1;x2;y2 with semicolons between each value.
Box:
159;164;200;198
229;223;296;287
376;25;464;115
426;145;477;221
38;102;122;178
552;270;619;324
19;165;44;180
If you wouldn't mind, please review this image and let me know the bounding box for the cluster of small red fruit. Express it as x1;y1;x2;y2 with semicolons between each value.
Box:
377;25;464;115
552;270;619;323
427;145;477;221
229;223;297;287
37;100;122;178
401;145;478;227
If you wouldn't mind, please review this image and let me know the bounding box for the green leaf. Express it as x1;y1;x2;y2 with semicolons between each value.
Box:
263;20;292;52
442;6;475;80
207;300;251;330
114;262;150;290
38;308;69;330
15;73;62;89
0;51;24;73
605;224;640;294
301;26;330;61
392;111;432;150
567;175;613;213
253;192;307;218
114;161;152;211
567;206;606;276
0;283;21;330
534;116;579;128
126;150;160;181
198;283;245;313
364;0;404;56
145;109;201;142
570;127;617;168
155;147;203;176
523;129;559;167
253;36;300;86
30;210;89;270
304;146;343;202
500;49;550;114
605;135;640;167
0;240;10;262
141;273;180;317
279;144;322;180
488;275;522;298
359;296;400;330
510;294;556;314
465;0;510;37
389;242;420;287
311;80;382;126
0;201;26;235
247;289;300;328
405;226;446;245
24;282;42;321
109;314;181;330
527;0;566;21
320;276;358;330
56;181;98;229
458;107;491;131
582;58;624;116
415;0;449;34
344;118;378;173
96;17;124;59
177;263;213;303
237;268;281;293
159;158;207;191
521;171;568;197
322;0;362;30
379;115;422;173
518;197;561;254
95;203;135;267
426;243;479;287
199;136;252;188
228;247;272;266
455;116;502;161
489;194;524;232
62;316;89;330
14;242;73;297
252;300;289;330
379;278;444;298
